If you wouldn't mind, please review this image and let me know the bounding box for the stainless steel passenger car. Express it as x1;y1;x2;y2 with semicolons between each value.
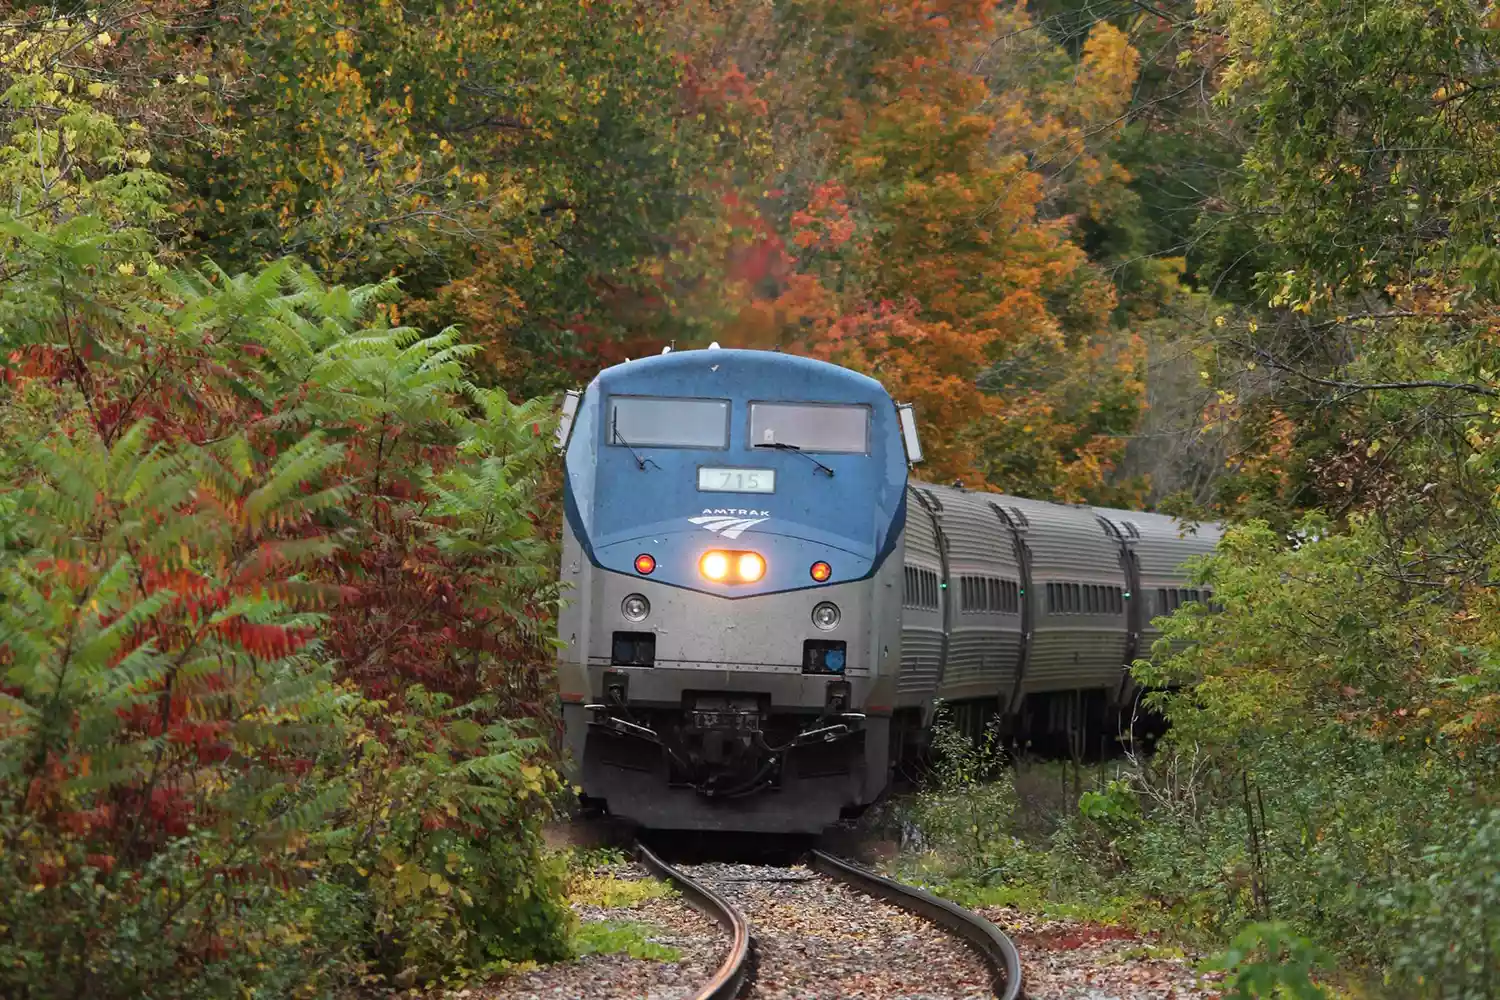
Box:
892;484;1221;755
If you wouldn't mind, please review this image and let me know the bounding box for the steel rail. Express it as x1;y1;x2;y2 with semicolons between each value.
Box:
810;849;1025;1000
634;840;754;1000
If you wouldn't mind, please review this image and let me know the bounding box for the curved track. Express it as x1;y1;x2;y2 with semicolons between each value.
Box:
635;840;753;1000
810;849;1024;1000
638;838;1024;1000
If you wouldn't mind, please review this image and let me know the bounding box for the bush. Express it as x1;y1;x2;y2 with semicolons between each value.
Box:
1384;809;1500;999
326;689;572;983
0;62;568;997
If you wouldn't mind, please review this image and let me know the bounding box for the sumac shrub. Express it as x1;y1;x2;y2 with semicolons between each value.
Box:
0;60;567;996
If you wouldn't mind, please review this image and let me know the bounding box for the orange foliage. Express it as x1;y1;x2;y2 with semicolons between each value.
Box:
663;0;1145;497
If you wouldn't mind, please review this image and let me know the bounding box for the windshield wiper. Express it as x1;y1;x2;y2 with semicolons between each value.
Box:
612;412;660;471
755;441;834;478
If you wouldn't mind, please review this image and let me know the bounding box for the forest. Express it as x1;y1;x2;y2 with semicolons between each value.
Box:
2;0;1499;996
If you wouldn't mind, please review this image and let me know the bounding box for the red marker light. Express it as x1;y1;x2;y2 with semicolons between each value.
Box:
634;553;656;575
810;561;832;582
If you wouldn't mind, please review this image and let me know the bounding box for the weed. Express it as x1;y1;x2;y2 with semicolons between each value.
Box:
569;874;678;908
571;921;682;962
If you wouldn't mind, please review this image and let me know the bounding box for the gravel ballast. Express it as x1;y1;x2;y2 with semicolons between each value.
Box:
683;861;994;1000
478;862;727;1000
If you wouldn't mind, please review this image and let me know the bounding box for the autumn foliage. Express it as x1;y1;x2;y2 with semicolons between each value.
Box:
0;21;570;995
18;0;1500;993
639;0;1150;500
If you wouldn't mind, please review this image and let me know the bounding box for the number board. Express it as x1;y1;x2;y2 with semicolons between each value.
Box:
697;467;776;494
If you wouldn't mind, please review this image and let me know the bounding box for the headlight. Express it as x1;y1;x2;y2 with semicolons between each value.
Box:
737;552;766;582
699;550;765;583
621;594;650;622
700;551;730;581
812;601;840;630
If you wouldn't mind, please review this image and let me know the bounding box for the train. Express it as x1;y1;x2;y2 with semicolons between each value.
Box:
554;346;1220;834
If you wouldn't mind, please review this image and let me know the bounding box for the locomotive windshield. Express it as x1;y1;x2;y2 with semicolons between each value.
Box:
606;395;729;449
749;402;870;454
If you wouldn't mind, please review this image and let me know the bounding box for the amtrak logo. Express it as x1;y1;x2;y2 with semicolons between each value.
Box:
689;508;770;539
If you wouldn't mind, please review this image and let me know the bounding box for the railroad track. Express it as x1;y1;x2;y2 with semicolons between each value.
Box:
636;841;1024;1000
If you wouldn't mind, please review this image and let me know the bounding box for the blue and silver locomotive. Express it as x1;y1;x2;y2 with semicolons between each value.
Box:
555;346;1219;834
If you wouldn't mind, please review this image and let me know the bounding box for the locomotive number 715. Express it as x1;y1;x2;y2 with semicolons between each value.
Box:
696;467;777;494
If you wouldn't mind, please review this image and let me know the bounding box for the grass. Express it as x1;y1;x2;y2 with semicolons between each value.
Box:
568;872;678;908
571;920;682;962
887;852;1169;931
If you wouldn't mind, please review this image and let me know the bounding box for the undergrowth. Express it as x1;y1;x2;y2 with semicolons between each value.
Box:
881;687;1497;999
569;873;678;909
572;921;682;962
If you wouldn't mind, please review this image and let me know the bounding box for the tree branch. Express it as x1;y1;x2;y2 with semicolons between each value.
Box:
1235;340;1500;398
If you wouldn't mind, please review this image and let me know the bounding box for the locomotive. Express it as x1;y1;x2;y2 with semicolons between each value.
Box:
554;346;1219;834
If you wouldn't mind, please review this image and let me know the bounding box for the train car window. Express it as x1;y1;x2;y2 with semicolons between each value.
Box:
1070;583;1081;613
749;402;870;454
606;396;729;449
987;578;999;612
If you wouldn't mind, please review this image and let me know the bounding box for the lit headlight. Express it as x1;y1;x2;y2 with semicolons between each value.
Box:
700;551;730;581
699;550;765;583
737;552;765;582
812;601;840;630
621;594;650;622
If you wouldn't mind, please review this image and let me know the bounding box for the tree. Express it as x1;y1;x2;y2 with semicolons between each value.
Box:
1;34;569;994
656;0;1150;500
169;0;711;396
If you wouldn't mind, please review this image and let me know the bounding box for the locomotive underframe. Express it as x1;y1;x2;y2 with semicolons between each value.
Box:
565;696;889;833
